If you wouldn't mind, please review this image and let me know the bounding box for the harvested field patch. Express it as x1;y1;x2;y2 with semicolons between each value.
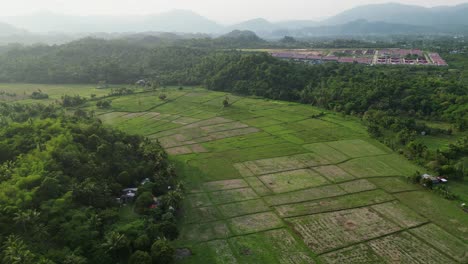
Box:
180;221;231;242
218;199;270;218
338;179;377;193
228;229;315;264
410;224;468;263
275;189;394;217
320;243;382;264
313;165;355;183
371;201;427;228
326;139;387;158
264;185;346;206
228;212;283;235
166;146;192;155
368;176;420;193
183;206;222;224
244;177;272;196
186;193;212;208
208;188;259;205
189;144;208;153
202;179;249;192
369;232;456;264
302;143;349;163
287;207;400;253
292;153;331;167
259;169;329;193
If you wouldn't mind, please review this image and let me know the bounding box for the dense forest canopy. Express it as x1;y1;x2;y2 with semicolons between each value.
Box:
0;103;182;264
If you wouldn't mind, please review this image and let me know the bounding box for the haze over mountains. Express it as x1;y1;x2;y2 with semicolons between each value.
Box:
0;2;467;43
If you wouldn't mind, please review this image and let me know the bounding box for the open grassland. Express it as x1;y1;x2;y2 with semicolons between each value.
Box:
12;85;464;263
0;83;126;104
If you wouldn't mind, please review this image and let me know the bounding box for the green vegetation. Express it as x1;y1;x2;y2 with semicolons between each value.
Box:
0;103;181;263
0;36;467;263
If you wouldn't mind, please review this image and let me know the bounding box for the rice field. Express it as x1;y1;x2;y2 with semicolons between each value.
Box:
8;84;466;263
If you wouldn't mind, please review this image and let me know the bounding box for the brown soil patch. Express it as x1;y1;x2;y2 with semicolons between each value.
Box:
344;220;358;230
166;146;192;155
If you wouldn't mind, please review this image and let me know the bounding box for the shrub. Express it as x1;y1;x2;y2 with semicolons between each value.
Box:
129;250;151;264
151;239;174;264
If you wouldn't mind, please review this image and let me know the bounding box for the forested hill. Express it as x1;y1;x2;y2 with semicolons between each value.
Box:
0;104;183;263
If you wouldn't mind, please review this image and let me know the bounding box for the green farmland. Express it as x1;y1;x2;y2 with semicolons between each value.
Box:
4;84;468;263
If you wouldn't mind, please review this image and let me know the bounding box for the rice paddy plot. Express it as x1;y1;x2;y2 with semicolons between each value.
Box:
217;199;270;218
287;126;363;143
370;201;428;228
200;121;249;133
313;165;355;183
208;188;259;205
258;169;329;194
326;139;388;158
186;192;212;208
320;243;383;264
228;212;284;235
228;229;316;264
275;189;394;218
368;232;456;264
187;157;242;182
395;191;468;242
284;118;338;131
243;156;308;175
287;207;401;254
337;179;377;193
368;176;421;193
410;224;468;263
202;179;249;192
242;116;284;128
233;163;254;177
183;206;222;224
243;177;273;196
303;143;350;164
180;220;231;242
264;185;346;206
180;239;238;264
338;155;412;178
202;133;287;153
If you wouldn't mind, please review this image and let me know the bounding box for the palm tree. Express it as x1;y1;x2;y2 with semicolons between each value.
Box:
101;231;129;262
2;235;36;264
13;210;40;233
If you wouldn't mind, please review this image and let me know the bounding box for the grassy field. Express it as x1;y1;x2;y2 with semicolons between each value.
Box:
3;83;467;263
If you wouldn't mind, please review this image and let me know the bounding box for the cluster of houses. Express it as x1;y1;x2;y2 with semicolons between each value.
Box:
270;49;448;66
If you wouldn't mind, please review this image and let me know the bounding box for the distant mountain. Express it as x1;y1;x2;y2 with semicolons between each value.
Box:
1;10;223;33
288;19;438;37
1;2;468;40
228;18;276;32
0;22;27;36
323;3;468;26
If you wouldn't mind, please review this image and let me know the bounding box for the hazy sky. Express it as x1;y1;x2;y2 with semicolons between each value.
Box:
1;0;467;23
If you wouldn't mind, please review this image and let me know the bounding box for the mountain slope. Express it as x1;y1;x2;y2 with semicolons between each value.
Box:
323;3;468;26
0;22;27;36
1;10;223;33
